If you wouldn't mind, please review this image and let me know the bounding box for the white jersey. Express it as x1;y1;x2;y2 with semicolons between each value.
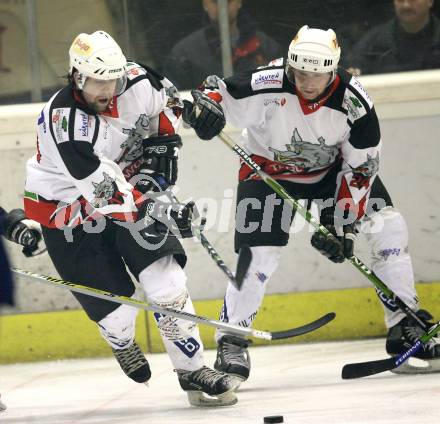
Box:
204;60;381;219
24;63;182;228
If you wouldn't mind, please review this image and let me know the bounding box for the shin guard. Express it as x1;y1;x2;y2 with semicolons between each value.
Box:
216;245;282;341
363;207;418;327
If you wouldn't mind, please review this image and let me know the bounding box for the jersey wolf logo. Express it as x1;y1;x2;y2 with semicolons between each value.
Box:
268;127;339;173
92;172;125;207
350;153;379;190
117;114;150;163
164;83;182;108
349;153;380;189
351;153;380;177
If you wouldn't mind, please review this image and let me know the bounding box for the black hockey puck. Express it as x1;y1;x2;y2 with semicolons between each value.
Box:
263;416;284;423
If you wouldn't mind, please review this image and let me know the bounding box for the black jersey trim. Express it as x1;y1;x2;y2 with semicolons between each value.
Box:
348;109;381;149
91;117;100;147
224;64;289;99
47;86;101;180
125;62;164;92
125;73;149;91
68;107;75;142
321;78;347;114
48;87;73;145
338;68;373;113
57;141;101;180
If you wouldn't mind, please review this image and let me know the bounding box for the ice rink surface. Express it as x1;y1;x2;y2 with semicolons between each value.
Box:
1;338;439;424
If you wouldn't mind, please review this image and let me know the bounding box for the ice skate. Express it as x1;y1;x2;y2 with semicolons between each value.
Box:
214;335;251;387
176;366;238;407
112;341;151;384
386;309;440;374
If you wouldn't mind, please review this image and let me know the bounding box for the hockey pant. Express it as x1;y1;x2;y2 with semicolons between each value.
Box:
99;255;204;371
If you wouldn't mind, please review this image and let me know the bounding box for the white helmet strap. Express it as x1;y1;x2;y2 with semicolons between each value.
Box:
75;72;87;91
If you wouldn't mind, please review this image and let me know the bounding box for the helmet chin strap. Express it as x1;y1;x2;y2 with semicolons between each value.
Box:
73;72;87;91
326;70;337;86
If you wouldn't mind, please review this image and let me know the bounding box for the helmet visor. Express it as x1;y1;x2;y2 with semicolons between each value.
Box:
285;63;334;87
285;63;296;84
80;74;127;98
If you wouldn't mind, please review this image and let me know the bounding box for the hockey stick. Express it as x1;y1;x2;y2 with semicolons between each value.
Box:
11;267;335;341
155;176;252;290
341;321;440;379
195;229;252;291
217;131;428;330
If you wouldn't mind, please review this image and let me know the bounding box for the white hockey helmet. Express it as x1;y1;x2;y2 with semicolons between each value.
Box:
287;25;341;73
69;31;127;93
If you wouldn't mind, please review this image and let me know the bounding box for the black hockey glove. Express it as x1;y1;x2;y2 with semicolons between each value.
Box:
136;134;183;193
182;90;225;140
3;209;46;257
310;214;356;263
139;199;198;239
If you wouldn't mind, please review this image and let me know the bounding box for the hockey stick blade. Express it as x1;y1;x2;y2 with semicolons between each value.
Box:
270;312;336;340
342;322;440;379
235;244;252;289
342;357;398;379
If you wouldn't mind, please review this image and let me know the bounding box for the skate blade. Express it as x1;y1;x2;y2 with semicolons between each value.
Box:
186;389;237;407
228;375;247;391
391;357;440;374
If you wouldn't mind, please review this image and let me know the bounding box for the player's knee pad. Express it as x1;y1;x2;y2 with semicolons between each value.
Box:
149;285;202;361
139;256;197;341
98;303;139;349
151;288;198;342
139;255;187;300
363;207;409;265
149;285;203;362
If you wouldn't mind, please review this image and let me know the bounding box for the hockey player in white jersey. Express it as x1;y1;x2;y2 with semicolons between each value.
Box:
23;30;237;406
182;25;440;383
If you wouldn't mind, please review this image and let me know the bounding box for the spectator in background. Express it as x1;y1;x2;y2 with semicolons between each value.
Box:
348;0;440;75
164;0;281;89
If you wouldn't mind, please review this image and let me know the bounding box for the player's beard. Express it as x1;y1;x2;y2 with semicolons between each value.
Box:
88;97;112;113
